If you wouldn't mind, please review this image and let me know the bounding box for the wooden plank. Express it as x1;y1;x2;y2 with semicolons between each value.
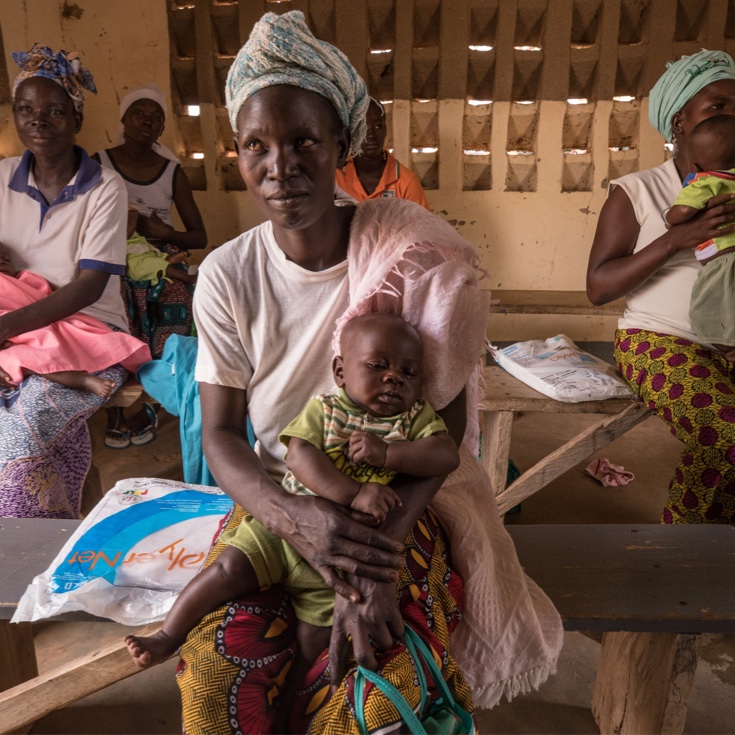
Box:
481;366;639;414
507;525;735;632
0;624;160;735
489;289;625;316
592;631;701;735
496;402;649;513
481;410;513;496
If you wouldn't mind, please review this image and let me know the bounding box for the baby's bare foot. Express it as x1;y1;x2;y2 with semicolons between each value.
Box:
82;375;117;398
125;632;179;669
166;251;188;264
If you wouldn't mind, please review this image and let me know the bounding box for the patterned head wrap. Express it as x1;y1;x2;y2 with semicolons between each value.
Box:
11;44;96;113
225;10;368;154
649;49;735;142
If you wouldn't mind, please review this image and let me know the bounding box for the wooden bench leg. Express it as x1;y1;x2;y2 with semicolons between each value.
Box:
0;623;160;734
481;410;513;496
0;621;38;734
592;631;701;734
0;621;38;692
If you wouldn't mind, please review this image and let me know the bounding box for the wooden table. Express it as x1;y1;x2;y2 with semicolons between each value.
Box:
480;366;650;513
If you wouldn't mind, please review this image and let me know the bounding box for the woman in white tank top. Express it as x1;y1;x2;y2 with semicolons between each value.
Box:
587;50;735;524
94;85;208;448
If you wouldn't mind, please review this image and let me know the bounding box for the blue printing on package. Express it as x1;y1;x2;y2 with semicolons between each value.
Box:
49;490;233;593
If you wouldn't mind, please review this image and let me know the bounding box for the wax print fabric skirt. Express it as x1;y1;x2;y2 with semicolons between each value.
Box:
0;365;127;518
615;328;735;524
124;242;194;359
177;505;473;734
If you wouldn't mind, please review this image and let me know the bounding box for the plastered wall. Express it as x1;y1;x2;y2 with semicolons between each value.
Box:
3;0;735;341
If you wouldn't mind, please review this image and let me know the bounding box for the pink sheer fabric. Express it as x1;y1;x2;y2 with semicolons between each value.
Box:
337;199;563;706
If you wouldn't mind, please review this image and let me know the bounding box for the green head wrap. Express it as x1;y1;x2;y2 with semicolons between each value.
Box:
225;10;368;155
649;49;735;142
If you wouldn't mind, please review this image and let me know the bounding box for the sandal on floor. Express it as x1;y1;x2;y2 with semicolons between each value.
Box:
130;403;159;446
104;428;131;450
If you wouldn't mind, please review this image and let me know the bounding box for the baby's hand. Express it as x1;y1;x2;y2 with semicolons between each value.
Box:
0;365;13;390
348;430;388;467
350;482;401;523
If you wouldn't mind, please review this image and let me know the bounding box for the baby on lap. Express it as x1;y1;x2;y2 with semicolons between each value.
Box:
125;313;460;718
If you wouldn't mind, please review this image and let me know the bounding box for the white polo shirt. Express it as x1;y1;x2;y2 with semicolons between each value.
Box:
0;147;128;331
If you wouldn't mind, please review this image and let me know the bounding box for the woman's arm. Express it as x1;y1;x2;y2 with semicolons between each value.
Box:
137;167;207;250
200;382;405;602
587;186;735;305
329;388;466;680
0;269;110;343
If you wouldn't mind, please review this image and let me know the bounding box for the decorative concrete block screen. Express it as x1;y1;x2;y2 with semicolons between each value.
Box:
168;0;735;193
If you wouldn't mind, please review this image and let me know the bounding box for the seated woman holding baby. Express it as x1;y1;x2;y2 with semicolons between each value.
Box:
175;11;562;734
587;49;735;524
0;46;150;519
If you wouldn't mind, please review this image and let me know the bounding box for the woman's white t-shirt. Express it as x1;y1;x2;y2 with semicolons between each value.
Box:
194;220;349;480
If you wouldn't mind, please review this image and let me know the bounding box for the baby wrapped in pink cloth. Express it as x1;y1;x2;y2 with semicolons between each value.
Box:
0;265;151;397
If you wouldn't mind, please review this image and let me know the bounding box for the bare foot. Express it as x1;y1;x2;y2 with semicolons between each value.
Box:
81;375;117;398
125;631;179;669
166;251;188;265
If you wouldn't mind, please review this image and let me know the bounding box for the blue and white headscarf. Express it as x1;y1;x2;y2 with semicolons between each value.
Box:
649;49;735;142
11;44;96;113
225;10;368;154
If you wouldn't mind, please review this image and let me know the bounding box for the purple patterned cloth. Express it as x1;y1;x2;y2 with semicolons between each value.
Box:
0;365;126;518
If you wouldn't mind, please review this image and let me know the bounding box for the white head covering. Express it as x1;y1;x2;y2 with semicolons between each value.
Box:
119;83;179;162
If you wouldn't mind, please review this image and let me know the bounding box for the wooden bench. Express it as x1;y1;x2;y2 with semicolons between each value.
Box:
489;290;626;317
508;524;735;734
480;366;650;514
1;520;734;734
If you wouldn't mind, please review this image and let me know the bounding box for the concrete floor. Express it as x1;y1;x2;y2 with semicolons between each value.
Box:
27;407;735;734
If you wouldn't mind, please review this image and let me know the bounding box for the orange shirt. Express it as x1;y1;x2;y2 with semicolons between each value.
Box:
335;152;430;210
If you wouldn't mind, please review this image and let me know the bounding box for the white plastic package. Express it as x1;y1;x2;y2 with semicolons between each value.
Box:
491;334;634;403
12;478;234;625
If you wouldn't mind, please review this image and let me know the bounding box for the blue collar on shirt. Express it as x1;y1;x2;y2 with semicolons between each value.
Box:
8;145;102;228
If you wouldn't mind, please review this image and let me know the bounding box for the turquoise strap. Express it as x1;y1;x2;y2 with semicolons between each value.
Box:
355;665;426;734
354;624;469;735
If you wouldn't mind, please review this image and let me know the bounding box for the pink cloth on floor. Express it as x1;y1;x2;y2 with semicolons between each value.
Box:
585;458;635;487
0;271;151;385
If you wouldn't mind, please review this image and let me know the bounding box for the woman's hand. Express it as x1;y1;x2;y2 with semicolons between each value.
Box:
278;493;405;603
328;574;404;687
137;212;174;241
665;192;735;251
